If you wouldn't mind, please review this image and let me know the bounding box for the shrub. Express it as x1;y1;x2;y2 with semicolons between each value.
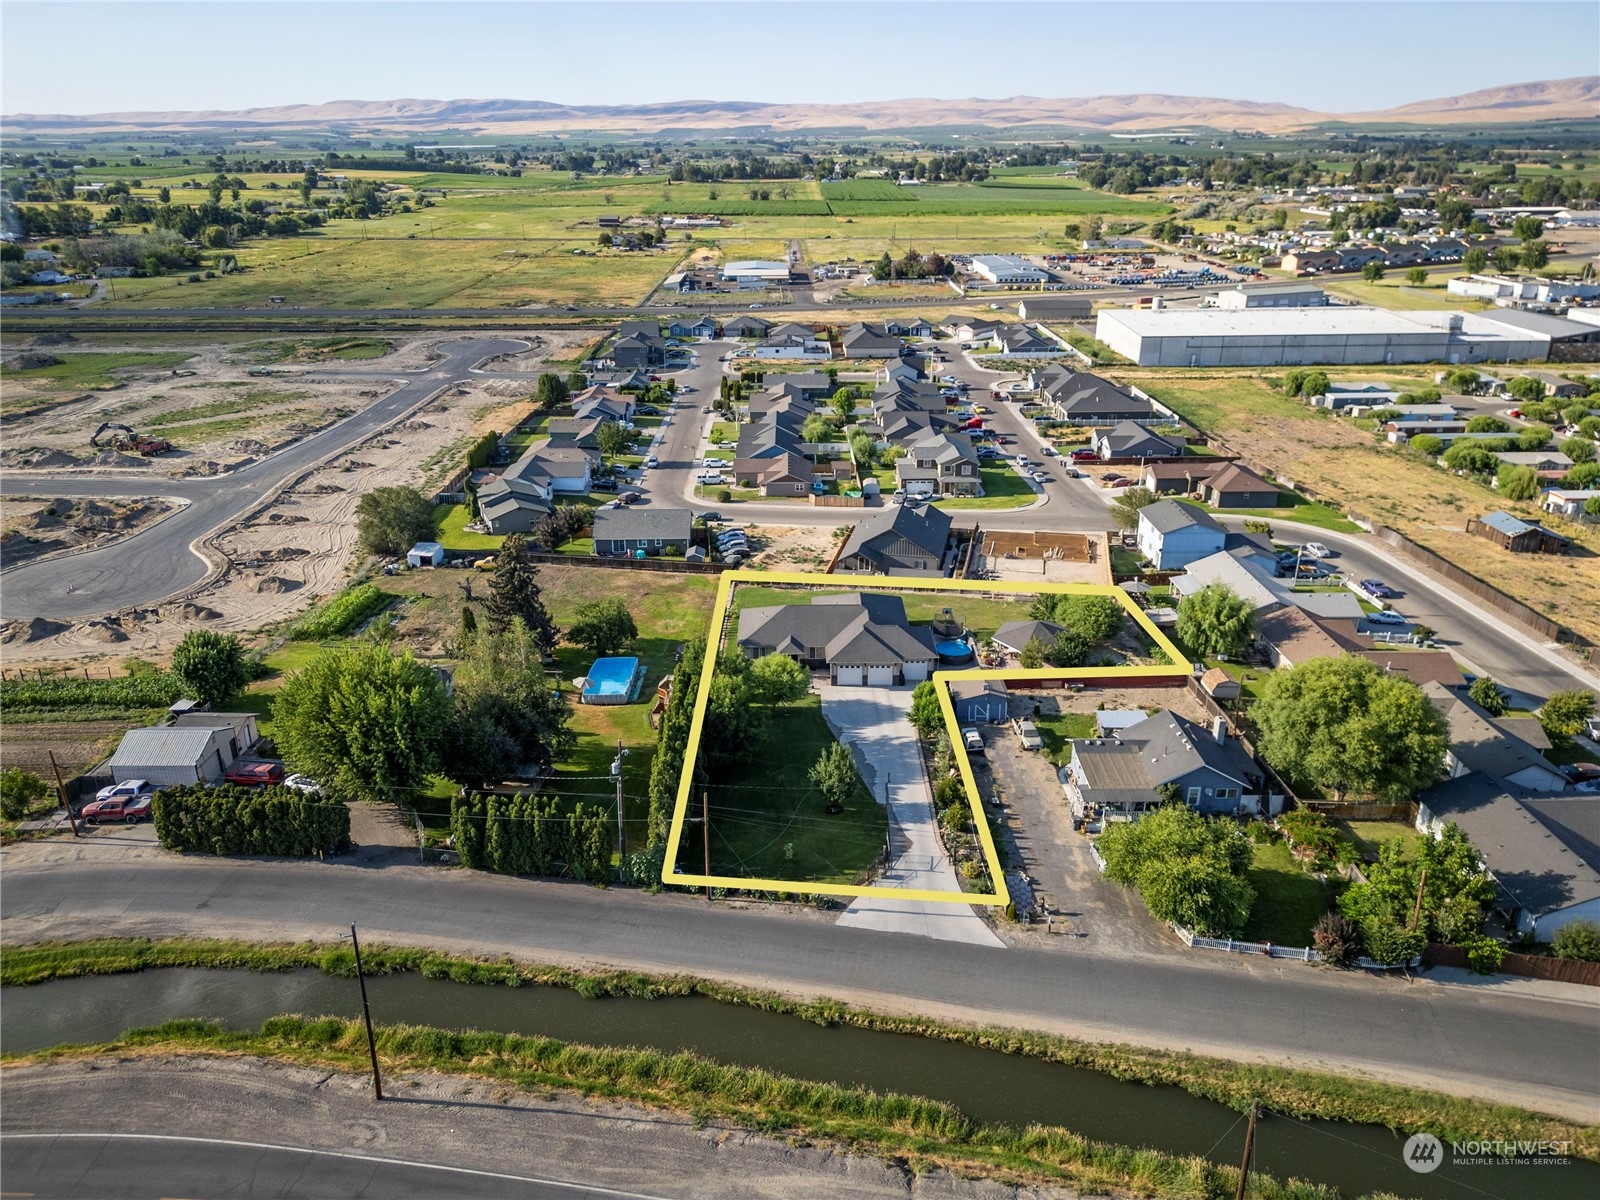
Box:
450;791;613;882
1552;918;1600;962
288;583;393;640
1312;912;1359;966
1;768;52;821
1459;934;1507;975
152;784;351;856
1360;921;1426;966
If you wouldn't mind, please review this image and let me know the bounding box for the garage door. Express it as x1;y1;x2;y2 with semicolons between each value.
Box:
834;666;864;686
902;662;929;683
866;666;896;687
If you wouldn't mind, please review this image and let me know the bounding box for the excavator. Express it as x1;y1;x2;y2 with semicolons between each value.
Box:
89;422;173;456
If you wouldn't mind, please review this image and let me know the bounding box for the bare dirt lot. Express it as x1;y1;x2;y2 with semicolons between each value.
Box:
0;494;177;565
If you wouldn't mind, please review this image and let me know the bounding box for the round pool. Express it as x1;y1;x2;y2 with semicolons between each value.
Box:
935;638;973;664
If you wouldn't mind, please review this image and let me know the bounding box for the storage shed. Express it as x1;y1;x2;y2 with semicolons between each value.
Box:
949;679;1010;725
1467;511;1571;555
107;726;239;787
407;541;446;567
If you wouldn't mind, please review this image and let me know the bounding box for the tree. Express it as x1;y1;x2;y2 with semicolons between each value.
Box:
169;631;250;708
848;431;877;468
1405;266;1429;286
0;767;52;821
1109;485;1158;530
1047;628;1090;668
1175;583;1256;659
1552;919;1600;962
485;534;558;651
1361;260;1385;281
273;640;452;803
1561;436;1597;465
1505;376;1545;404
1299;370;1330;399
1409;434;1444;458
1447;368;1483;395
1340;821;1494;962
534;373;569;409
907;680;944;737
567;599;637;658
1097;806;1255;936
701;659;767;767
1018;636;1046;669
830;390;857;424
1512;215;1545;242
1567;461;1600;489
1467;675;1509;716
354;485;440;557
749;652;809;705
1588;496;1600;519
1539;688;1597;740
1520;239;1550;271
1252;656;1448;801
1032;593;1124;643
1517;423;1553;451
1496;464;1539;502
809;742;860;808
1465;415;1509;433
593;419;635;465
1442;441;1497;475
800;412;839;446
647;638;703;843
449;617;575;790
1462;248;1489;274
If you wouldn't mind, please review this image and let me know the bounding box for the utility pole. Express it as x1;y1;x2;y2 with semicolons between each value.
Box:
48;751;79;838
702;791;711;901
1234;1099;1258;1200
348;923;382;1101
1410;867;1429;931
611;741;628;862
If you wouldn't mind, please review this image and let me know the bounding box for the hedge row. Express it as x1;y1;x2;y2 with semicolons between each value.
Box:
0;672;186;713
288;583;393;641
450;792;612;882
152;784;351;857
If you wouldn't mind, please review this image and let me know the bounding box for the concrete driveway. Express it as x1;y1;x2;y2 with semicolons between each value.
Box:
818;685;1003;948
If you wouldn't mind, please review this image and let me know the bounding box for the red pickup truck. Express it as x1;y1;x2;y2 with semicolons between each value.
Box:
81;793;154;824
224;762;285;788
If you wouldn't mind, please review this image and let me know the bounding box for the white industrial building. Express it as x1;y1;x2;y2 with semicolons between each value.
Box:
969;254;1048;285
719;260;793;286
1094;307;1551;367
1209;282;1329;309
1446;274;1600;305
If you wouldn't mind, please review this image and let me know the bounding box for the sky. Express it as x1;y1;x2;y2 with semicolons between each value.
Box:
2;1;1596;115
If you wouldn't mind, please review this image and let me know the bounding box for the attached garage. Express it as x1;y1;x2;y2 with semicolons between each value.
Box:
833;665;865;687
902;661;930;683
866;665;897;687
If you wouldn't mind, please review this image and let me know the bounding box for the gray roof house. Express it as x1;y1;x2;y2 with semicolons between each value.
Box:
1093;421;1179;461
1036;367;1157;424
833;503;952;577
841;322;905;359
990;324;1057;356
610;319;667;368
1425;682;1569;793
592;508;693;558
992;619;1065;656
108;724;246;787
569;386;636;423
1064;710;1266;820
736;592;939;687
1416;774;1600;939
895;433;981;497
1136;500;1226;570
722;314;772;338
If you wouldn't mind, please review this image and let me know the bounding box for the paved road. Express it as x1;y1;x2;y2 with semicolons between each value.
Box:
0;338;527;620
4;856;1595;1120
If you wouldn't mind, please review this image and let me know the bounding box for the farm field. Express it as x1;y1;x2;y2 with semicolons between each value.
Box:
1117;369;1600;643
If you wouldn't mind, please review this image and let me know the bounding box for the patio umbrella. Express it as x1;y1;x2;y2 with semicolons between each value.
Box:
1119;580;1152;594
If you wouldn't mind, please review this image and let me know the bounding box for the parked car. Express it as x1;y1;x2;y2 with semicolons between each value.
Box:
1303;542;1333;558
634;404;661;416
643;455;659;468
1069;448;1098;461
697;510;722;522
593;478;620;492
961;727;985;754
1365;610;1408;626
976;446;1000;460
697;472;725;485
701;405;713;414
283;774;322;795
618;491;643;505
1576;779;1600;794
95;778;153;804
1012;718;1043;751
223;762;286;788
1358;579;1397;599
81;793;154;824
1563;762;1600;783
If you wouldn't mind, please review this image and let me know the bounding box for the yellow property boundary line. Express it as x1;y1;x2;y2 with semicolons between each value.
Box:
661;570;1193;904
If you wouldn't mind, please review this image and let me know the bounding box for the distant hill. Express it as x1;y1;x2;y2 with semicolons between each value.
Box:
5;78;1595;135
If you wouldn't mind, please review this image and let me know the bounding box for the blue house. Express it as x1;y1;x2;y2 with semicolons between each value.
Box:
668;315;719;340
1136;499;1226;570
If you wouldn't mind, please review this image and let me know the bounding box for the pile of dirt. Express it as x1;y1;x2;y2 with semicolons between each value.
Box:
77;619;129;643
302;483;344;494
28;332;76;346
0;617;70;644
225;439;269;456
171;459;227;477
401;420;432;431
5;351;63;370
342;460;374;469
165;601;221;621
253;546;310;563
88;450;150;468
254;576;301;594
264;512;308;524
1;448;80;470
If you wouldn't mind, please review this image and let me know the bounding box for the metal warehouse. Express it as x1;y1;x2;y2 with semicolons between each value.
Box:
970;254;1048;284
1094;307;1550;367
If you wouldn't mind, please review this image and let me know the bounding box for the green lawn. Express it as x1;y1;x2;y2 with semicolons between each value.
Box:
437;503;503;553
1203;659;1272;703
1241;840;1333;947
731;584;1034;642
702;695;887;885
1337;819;1420;862
934;466;1038;511
710;421;741;444
1204;494;1362;535
1033;712;1096;767
0;351;196;391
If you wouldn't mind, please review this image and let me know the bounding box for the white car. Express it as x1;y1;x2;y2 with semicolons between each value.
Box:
644;455;658;468
283;774;323;795
961;728;985;754
1302;542;1333;558
95;779;152;804
698;472;725;485
1365;610;1408;626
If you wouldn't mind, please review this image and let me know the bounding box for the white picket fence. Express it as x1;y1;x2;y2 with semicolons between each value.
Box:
1171;925;1323;963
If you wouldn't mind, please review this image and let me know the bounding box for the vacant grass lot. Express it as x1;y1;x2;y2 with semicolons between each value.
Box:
1033;711;1096;767
0;351;196;392
1241;840;1333;947
704;694;887;885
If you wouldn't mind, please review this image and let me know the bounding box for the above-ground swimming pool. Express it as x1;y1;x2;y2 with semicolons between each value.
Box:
935;638;973;664
581;656;643;705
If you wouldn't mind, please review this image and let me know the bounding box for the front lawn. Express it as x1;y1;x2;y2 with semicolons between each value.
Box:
437;502;502;552
935;466;1037;510
1210;493;1362;535
1241;840;1333;948
703;695;887;885
1033;711;1096;767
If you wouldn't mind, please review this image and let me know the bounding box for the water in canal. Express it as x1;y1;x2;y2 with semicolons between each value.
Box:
2;968;1591;1199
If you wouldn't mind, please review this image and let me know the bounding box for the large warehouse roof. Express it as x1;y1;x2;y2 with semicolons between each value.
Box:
1098;307;1529;340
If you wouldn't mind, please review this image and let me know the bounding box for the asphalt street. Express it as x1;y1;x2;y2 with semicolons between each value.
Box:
0;338;527;620
4;856;1596;1121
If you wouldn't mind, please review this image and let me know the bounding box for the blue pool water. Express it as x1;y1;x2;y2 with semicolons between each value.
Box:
935;639;973;661
582;656;641;703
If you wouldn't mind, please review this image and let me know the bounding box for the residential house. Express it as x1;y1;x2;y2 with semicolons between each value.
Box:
873;407;955;448
896;433;981;497
1518;370;1588;399
475;441;597;533
569;385;635;424
1036;367;1157;424
1281;249;1341;274
1336;246;1388;273
833;503;952;577
1255;609;1361;668
756;323;830;358
949;678;1011;724
107;724;248;787
1065;710;1266;820
1310;381;1403;411
30;269;71;285
1356;649;1467;690
1172;551;1285;615
734;451;816;497
1543;488;1600;519
1415;774;1600;939
840;322;904;359
884;316;935;338
1493;450;1573;480
1468;510;1572;555
1136;500;1226;570
736;592;939;686
545;415;609;451
609;319;667;368
1092;421;1180;461
722;314;772;338
667;315;719;340
1380;243;1426;268
1425;681;1569;793
989;324;1059;356
1199;462;1280;508
592;508;693;559
992;619;1064;657
943;315;1004;342
1142;460;1225;495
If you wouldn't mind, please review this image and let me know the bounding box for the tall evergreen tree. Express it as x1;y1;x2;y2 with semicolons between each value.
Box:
485;533;558;651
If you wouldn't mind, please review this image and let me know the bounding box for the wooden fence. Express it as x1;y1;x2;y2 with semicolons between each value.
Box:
1425;942;1600;988
512;552;733;576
